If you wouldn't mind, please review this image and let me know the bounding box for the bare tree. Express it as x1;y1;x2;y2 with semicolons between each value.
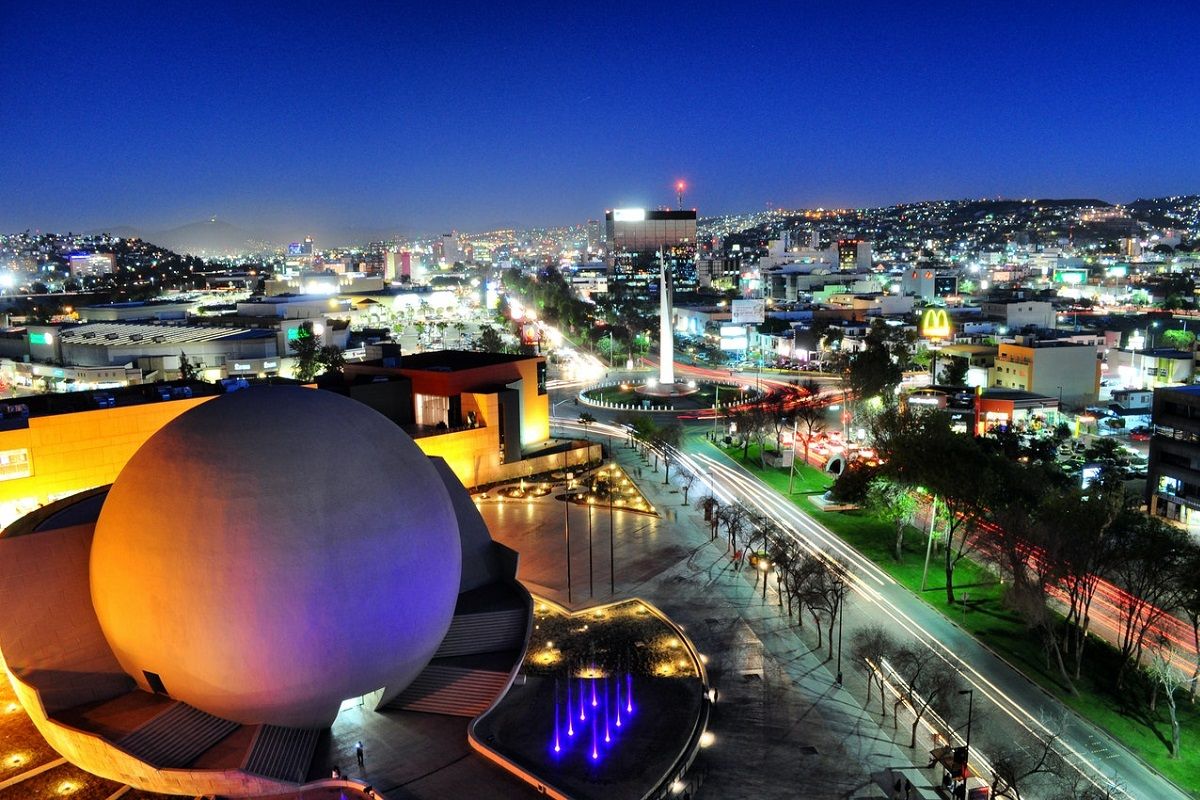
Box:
890;644;960;748
990;719;1069;800
680;471;697;505
851;625;898;718
1147;636;1195;759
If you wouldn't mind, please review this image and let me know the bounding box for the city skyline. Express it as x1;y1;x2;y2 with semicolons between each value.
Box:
2;1;1198;235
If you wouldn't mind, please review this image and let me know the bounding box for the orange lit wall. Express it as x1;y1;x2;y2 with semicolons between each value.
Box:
0;397;215;526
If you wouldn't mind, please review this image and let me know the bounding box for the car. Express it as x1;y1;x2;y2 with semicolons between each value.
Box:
1130;431;1151;441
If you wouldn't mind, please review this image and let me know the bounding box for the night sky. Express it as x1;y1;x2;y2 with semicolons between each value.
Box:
1;1;1197;237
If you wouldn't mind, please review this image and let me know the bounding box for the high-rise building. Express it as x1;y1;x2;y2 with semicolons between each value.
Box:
301;236;314;256
67;252;116;276
441;232;463;264
384;250;413;282
585;219;602;254
836;239;872;271
603;208;697;294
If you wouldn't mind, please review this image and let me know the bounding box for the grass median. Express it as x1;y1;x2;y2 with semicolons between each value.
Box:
706;437;1200;795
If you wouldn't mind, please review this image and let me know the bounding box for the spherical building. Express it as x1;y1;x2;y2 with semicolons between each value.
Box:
89;386;463;728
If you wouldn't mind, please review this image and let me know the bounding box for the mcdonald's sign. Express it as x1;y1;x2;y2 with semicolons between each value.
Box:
921;308;952;339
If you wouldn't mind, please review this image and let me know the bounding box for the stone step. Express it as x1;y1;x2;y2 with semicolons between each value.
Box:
242;724;322;784
116;701;240;768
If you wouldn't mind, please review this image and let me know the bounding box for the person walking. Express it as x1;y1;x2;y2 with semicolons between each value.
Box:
355;741;364;767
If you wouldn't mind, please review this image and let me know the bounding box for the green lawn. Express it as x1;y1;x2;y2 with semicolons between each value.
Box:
705;435;1200;794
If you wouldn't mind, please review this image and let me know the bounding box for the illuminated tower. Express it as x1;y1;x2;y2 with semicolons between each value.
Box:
658;251;674;386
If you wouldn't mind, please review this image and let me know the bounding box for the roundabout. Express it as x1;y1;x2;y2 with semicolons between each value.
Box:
579;379;762;413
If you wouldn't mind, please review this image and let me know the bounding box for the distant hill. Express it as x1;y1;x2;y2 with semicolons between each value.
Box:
145;218;268;257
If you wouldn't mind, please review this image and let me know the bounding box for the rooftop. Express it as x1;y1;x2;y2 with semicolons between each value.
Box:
399;350;540;372
55;322;274;347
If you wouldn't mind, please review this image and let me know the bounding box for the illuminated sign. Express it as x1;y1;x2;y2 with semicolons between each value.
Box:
908;395;942;406
1053;269;1088;285
286;327;303;341
233;363;252;371
719;325;744;337
263;361;278;369
612;208;646;222
920;308;952;339
28;332;52;345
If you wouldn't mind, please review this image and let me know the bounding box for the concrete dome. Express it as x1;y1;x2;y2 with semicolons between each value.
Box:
90;386;462;728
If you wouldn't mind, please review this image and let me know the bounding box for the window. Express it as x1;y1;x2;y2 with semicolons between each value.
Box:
0;449;31;481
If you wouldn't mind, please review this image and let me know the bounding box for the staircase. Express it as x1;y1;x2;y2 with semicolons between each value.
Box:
384;662;513;717
242;725;322;783
433;607;526;658
116;701;240;768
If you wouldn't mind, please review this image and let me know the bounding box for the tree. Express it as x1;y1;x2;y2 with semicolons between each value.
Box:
680;471;697;505
1109;512;1188;687
791;399;826;476
577;412;596;436
941;355;969;386
1161;328;1196;350
475;323;504;352
319;344;345;375
289;322;324;381
990;716;1071;800
179;351;199;382
851;625;898;717
865;477;917;562
1147;636;1194;760
890;644;960;748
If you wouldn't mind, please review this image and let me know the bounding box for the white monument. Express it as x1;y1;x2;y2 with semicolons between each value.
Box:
659;250;675;387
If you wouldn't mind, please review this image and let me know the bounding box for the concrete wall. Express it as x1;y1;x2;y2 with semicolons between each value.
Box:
0;523;131;713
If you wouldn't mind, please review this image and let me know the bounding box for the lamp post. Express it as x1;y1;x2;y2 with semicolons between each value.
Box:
587;496;595;598
958;688;974;779
759;558;770;603
608;474;615;595
835;579;845;685
564;493;573;605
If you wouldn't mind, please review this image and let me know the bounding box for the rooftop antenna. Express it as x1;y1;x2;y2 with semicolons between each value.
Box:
676;180;685;210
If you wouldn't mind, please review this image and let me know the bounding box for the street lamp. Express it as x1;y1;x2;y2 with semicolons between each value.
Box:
608;472;615;595
587;496;595;598
563;492;573;605
958;688;974;780
835;579;846;685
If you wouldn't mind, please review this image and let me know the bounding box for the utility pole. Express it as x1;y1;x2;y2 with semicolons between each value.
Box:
920;495;938;592
787;417;799;494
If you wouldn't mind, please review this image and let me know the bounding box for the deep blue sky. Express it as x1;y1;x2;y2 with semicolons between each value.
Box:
2;1;1197;238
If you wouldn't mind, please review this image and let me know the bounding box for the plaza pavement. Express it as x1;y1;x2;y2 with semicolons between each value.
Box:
477;444;942;799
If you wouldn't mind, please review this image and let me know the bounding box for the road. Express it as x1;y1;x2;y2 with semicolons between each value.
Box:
551;402;1185;800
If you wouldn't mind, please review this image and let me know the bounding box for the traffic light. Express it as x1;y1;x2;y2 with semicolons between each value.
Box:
953;745;970;776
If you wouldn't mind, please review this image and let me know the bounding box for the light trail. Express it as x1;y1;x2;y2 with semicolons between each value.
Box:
554;416;1139;799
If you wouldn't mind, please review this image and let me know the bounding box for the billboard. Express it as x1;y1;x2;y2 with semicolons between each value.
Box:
719;324;748;351
731;298;765;325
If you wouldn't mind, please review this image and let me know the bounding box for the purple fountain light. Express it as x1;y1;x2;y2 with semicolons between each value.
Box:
615;676;622;728
604;678;611;743
591;709;598;761
580;679;587;721
626;673;634;714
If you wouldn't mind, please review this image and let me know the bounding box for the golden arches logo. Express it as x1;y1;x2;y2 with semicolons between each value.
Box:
921;308;952;339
